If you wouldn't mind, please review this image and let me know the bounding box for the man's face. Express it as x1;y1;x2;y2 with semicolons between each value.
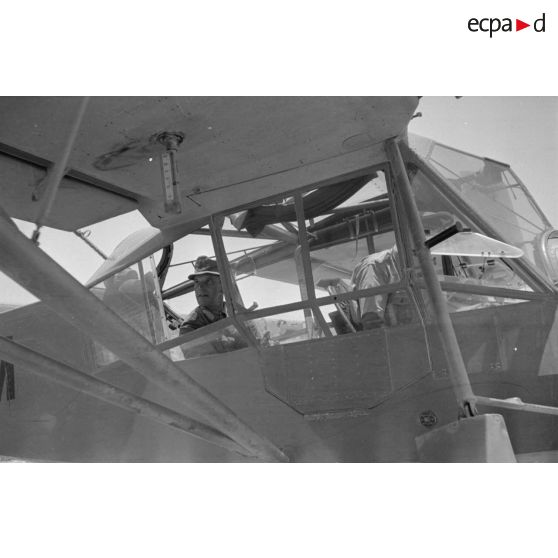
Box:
194;274;223;309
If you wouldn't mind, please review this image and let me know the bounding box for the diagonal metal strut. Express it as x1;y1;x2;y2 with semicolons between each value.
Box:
386;139;476;415
0;207;288;462
32;97;90;241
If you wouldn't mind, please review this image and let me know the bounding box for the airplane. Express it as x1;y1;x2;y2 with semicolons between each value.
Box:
0;96;557;462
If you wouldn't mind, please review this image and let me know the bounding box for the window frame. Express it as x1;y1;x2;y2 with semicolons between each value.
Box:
160;141;555;357
399;141;555;296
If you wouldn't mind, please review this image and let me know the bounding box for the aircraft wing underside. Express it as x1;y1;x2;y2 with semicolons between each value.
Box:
0;96;419;230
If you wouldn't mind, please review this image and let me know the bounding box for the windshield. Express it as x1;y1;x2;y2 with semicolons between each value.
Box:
409;134;551;267
91;256;170;366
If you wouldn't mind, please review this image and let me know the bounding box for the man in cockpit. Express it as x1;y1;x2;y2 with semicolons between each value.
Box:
351;213;459;329
179;256;227;334
179;255;250;355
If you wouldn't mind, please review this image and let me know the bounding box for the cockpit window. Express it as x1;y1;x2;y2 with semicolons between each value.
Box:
404;161;534;314
92;256;168;366
220;175;381;312
212;170;418;341
222;217;303;311
431;254;529;291
158;232;217;318
304;170;416;333
179;323;247;358
246;310;320;346
410;135;550;267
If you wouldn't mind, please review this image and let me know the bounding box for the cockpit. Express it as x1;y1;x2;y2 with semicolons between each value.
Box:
88;135;558;414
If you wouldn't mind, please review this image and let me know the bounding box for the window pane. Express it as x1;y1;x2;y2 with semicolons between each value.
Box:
321;287;419;335
227;236;303;310
92;258;166;366
407;165;532;293
410;137;550;267
178;324;248;360
160;233;216;318
223;194;305;310
431;254;532;292
222;172;392;313
421;288;530;316
307;170;409;330
246;310;318;346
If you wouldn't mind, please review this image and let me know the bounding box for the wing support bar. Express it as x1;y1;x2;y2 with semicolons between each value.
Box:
386;139;477;416
32;97;90;242
475;395;558;417
0;207;288;462
0;336;251;457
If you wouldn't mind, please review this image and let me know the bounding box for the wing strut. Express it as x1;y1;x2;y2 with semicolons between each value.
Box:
386;139;477;417
31;97;90;243
0;206;288;462
0;336;251;457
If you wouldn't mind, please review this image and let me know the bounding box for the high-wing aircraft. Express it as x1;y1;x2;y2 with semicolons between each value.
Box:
1;96;557;462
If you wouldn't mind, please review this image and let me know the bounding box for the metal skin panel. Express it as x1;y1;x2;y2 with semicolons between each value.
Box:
454;311;501;376
0;367;147;462
386;323;432;390
259;329;392;415
0;97;419;230
427;300;557;378
495;301;558;374
0;302;97;374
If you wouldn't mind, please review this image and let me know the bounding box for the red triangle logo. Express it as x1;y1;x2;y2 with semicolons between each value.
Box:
516;19;530;31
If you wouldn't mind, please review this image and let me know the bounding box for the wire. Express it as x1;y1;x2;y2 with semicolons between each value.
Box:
73;230;108;260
